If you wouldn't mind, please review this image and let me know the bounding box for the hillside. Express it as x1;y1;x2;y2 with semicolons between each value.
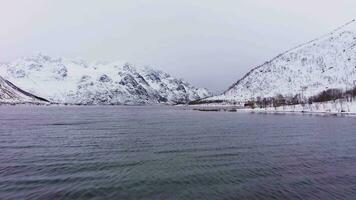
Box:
202;20;356;104
0;76;48;104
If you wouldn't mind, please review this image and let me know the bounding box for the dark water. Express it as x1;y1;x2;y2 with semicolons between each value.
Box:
0;106;356;200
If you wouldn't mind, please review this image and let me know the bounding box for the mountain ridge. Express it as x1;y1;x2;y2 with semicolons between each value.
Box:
203;19;356;104
0;75;49;104
0;55;211;105
223;19;356;95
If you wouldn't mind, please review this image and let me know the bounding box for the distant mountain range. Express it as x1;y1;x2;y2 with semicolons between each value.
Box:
197;20;356;105
0;55;210;105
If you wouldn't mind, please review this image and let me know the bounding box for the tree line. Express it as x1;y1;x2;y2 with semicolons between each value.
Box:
245;87;356;109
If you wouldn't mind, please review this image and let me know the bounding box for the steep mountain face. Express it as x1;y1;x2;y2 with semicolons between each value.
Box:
0;55;210;105
0;76;48;104
207;20;356;103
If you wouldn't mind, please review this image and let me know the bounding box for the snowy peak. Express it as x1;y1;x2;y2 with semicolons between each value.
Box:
0;55;211;105
207;20;356;103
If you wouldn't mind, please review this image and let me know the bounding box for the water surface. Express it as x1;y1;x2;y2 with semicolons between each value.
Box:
0;106;356;199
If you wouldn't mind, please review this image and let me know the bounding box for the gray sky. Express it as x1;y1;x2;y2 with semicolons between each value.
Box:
1;0;355;92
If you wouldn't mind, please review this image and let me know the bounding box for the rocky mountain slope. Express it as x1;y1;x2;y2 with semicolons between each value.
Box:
0;76;49;104
204;20;356;104
0;55;210;105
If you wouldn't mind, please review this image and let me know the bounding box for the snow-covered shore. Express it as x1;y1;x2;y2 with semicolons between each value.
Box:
190;99;356;117
253;99;356;114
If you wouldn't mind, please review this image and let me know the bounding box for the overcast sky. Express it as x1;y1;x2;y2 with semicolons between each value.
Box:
1;0;355;92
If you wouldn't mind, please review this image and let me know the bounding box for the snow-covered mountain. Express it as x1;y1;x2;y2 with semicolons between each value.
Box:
0;55;210;105
0;76;49;104
204;20;356;104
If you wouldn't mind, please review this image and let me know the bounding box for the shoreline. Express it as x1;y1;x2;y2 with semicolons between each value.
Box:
189;105;356;117
244;108;356;117
1;103;356;117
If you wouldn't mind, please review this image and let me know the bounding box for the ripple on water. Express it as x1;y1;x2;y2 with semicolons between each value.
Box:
0;106;356;199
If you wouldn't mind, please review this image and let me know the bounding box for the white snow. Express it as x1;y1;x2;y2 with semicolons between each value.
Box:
0;54;211;105
0;76;48;104
250;98;356;115
206;20;356;103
